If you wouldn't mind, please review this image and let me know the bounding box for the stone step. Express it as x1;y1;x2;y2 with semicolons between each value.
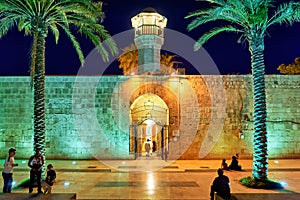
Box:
217;193;300;200
0;193;76;200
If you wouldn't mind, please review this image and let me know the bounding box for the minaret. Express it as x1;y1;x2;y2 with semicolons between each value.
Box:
131;7;167;75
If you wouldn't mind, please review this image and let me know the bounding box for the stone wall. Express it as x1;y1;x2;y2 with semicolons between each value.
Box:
0;75;299;160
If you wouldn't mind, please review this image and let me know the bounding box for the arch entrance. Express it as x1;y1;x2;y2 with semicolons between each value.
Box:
129;93;169;160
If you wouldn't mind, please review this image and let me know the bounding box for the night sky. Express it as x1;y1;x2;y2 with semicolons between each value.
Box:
0;0;299;76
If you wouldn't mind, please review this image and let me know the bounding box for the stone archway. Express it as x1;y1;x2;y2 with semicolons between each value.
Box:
130;83;180;137
129;93;169;159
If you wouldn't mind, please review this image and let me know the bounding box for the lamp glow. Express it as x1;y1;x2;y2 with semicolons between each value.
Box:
280;181;287;187
64;182;70;186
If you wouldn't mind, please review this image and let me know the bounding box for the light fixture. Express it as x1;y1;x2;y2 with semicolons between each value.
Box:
144;99;154;109
64;182;70;187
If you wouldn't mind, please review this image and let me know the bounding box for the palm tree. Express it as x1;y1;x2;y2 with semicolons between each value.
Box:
0;0;117;161
160;53;181;74
186;0;300;181
118;43;138;75
118;43;180;75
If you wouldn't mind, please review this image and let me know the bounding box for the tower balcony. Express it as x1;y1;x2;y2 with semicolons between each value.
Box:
134;24;164;37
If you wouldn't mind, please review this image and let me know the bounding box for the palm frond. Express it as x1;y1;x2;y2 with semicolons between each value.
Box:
185;8;213;18
294;2;300;22
194;25;242;50
186;3;249;32
49;23;59;44
59;24;84;65
103;37;118;57
41;0;57;19
0;17;17;37
1;0;117;66
267;2;299;27
202;0;226;6
81;26;109;62
17;18;26;31
91;24;118;57
0;2;29;20
186;8;217;31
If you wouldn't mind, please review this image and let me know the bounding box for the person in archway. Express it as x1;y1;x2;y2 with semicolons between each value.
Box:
164;148;169;161
145;139;151;157
152;141;157;153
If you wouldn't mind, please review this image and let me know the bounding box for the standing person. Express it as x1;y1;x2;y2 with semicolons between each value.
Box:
42;164;56;194
2;148;18;193
28;148;44;193
210;168;231;200
152;141;157;153
164;148;169;161
144;139;151;157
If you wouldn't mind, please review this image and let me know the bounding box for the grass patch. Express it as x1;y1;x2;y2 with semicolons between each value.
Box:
240;176;283;189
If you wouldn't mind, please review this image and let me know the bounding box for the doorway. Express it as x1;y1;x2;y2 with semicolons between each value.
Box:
129;93;169;159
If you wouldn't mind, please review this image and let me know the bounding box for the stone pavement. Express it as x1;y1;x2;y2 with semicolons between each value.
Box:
1;158;300;199
0;193;76;200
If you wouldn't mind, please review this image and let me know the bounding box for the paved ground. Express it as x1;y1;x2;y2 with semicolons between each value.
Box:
0;193;76;200
1;158;300;199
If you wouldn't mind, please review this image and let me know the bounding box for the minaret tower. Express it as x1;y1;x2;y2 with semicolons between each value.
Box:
131;7;167;75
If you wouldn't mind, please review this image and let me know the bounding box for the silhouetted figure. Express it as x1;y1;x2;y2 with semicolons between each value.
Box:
210;169;231;200
152;141;157;153
228;156;242;171
221;159;229;170
164;148;168;161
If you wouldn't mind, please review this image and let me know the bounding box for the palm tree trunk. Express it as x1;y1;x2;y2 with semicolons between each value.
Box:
33;32;46;173
249;42;268;181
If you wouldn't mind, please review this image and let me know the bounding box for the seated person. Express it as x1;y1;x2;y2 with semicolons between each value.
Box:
210;168;231;200
228;156;242;171
221;159;229;170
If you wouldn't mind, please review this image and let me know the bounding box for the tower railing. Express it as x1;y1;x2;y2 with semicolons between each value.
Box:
134;24;164;37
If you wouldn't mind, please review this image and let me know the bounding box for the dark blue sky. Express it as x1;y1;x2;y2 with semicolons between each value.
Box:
0;0;299;75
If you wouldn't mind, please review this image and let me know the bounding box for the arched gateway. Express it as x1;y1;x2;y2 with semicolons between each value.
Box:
130;93;169;159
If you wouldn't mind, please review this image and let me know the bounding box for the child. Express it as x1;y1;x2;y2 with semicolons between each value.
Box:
42;164;56;194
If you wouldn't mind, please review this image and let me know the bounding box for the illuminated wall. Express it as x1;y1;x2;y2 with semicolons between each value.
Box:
0;75;299;159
